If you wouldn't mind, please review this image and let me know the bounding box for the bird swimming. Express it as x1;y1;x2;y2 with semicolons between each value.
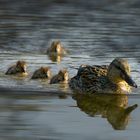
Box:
69;58;137;94
31;67;52;79
50;69;69;84
46;40;67;55
5;61;27;76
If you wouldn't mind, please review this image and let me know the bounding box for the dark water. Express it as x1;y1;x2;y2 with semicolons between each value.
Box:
0;0;140;139
0;94;140;140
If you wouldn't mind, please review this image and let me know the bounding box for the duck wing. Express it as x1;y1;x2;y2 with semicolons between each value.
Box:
69;65;109;93
77;65;108;78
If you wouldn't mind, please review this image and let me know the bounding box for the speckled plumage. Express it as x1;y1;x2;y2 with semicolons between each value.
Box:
69;58;137;94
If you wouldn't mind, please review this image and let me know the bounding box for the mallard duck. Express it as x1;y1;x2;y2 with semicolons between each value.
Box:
5;61;27;76
31;67;51;79
46;40;66;55
69;58;137;94
50;69;69;84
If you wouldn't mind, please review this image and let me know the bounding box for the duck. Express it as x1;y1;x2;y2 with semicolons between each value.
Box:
5;61;27;76
69;58;137;94
46;40;67;55
31;67;52;79
50;69;69;84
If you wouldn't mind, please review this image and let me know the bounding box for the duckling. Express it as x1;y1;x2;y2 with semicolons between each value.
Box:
5;61;27;76
50;69;69;84
69;58;137;94
47;40;66;55
31;67;51;79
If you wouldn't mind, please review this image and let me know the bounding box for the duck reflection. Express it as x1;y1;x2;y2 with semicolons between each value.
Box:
48;53;63;63
72;93;138;130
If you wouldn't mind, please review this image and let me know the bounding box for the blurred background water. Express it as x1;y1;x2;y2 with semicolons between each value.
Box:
0;0;140;139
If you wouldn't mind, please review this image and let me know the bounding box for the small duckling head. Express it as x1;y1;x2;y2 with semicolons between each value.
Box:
58;69;69;81
107;58;137;89
51;41;63;54
40;67;52;78
16;61;27;73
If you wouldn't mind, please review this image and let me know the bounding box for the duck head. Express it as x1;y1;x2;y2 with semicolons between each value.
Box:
58;69;69;81
51;41;63;54
41;67;52;78
107;58;137;89
16;61;27;73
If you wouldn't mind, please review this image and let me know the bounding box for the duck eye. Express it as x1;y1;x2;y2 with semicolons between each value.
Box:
120;73;125;79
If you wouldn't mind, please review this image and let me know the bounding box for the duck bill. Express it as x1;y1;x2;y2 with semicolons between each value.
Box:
125;104;138;114
124;74;137;88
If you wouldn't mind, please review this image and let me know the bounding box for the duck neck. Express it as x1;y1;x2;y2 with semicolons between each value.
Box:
117;81;131;92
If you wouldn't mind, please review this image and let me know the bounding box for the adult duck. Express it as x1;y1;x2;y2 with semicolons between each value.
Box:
69;58;137;94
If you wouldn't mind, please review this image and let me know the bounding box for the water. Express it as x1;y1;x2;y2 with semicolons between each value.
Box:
0;94;140;140
0;0;140;139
